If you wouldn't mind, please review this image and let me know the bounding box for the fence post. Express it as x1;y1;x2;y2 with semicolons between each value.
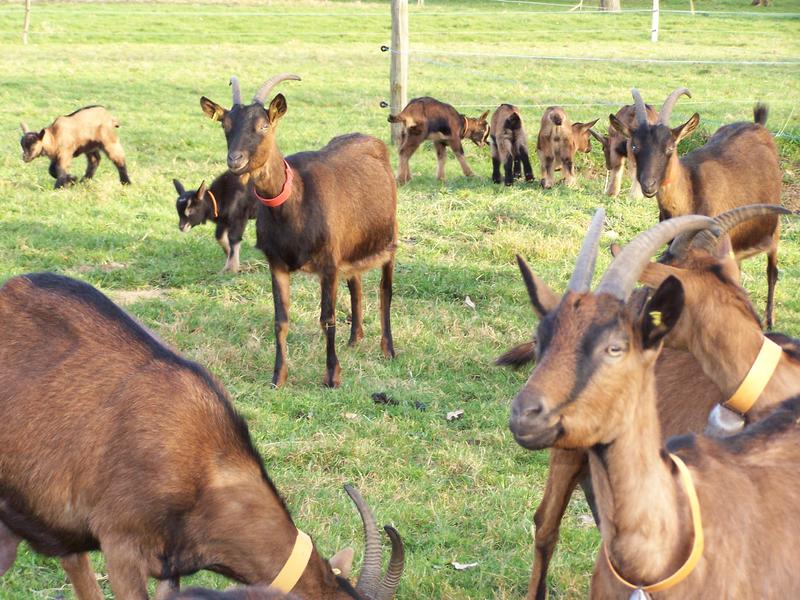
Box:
599;0;620;11
651;0;660;42
390;0;408;146
22;0;31;44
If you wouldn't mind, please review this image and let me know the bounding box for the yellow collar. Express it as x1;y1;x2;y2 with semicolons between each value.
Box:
270;529;313;593
605;453;704;593
724;336;783;415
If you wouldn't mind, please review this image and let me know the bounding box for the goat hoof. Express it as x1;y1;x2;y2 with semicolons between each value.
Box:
525;175;535;183
348;330;364;347
492;177;501;184
381;339;396;359
323;365;342;388
504;181;513;187
271;369;288;389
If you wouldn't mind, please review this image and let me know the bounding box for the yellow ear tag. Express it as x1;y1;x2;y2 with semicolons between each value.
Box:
212;111;222;122
649;310;663;327
332;568;342;576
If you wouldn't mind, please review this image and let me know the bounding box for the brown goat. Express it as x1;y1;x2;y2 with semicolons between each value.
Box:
510;212;800;598
588;102;658;198
169;588;298;600
611;88;783;327
20;106;130;188
388;97;489;185
0;272;404;600
201;74;397;388
489;103;534;186
535;107;598;188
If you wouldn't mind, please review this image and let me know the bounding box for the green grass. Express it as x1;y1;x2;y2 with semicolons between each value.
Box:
0;0;798;598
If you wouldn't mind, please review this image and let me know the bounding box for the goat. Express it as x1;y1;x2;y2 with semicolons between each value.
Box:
588;102;658;198
173;171;256;273
611;88;783;327
387;97;489;185
19;106;130;189
201;74;396;388
0;272;404;600
489;103;534;186
535;107;598;189
169;587;298;599
509;211;800;598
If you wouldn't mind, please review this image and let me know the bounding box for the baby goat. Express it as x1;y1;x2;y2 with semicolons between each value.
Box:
489;104;534;186
20;106;130;188
0;272;404;600
201;74;397;388
174;171;256;273
388;97;489;185
535;107;597;188
612;88;783;327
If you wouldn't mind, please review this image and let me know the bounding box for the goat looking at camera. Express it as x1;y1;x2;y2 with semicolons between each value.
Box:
536;107;598;188
173;171;255;273
201;74;397;388
489;104;534;186
19;106;130;188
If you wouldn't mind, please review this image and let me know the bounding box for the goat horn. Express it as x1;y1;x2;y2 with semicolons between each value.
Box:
229;76;242;106
588;128;606;145
631;88;649;127
689;204;792;255
345;485;382;599
659;87;691;126
252;73;301;105
375;526;404;600
567;208;606;294
20;122;30;133
596;215;718;300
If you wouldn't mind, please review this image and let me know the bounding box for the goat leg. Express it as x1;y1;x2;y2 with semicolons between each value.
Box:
519;149;534;182
83;151;101;181
562;157;576;187
53;159;76;189
103;539;149;600
379;258;396;359
347;275;364;346
105;142;131;185
513;157;522;180
434;142;447;181
319;271;341;388
0;521;20;575
154;577;180;600
449;139;474;177
60;553;104;600
765;236;779;330
270;264;291;388
503;155;514;187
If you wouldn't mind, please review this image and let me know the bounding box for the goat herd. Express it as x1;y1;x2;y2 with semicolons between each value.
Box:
7;71;798;600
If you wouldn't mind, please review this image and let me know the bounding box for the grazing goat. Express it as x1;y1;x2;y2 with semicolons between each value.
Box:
489;104;534;186
201;74;397;388
169;587;298;599
173;171;256;273
535;107;598;188
509;211;800;599
0;272;404;600
588;102;658;198
611;88;782;327
19;106;130;188
388;97;489;185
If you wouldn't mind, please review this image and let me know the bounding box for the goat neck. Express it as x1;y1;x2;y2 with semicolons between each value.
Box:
250;147;298;204
656;154;693;217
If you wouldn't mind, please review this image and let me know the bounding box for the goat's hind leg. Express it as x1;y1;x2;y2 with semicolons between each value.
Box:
320;270;342;387
449;138;474;178
434;141;447;182
347;275;364;346
104;141;131;185
83;151;101;181
60;553;104;600
103;538;149;600
765;233;779;330
379;258;395;359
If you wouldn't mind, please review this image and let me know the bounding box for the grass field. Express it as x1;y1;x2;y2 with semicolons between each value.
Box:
0;0;798;598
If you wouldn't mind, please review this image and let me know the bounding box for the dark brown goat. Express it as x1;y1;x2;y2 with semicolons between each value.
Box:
510;212;800;598
388;97;489;184
611;88;783;327
588;102;658;198
0;272;404;600
489;104;534;186
169;588;298;600
174;171;256;273
20;106;130;188
535;107;598;188
201;74;397;388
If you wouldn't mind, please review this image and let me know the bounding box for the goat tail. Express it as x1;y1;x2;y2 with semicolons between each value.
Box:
505;113;522;130
753;103;769;126
549;113;563;126
112;117;121;128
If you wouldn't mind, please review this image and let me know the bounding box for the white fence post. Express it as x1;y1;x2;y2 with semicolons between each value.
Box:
651;0;660;42
23;0;31;44
390;0;408;146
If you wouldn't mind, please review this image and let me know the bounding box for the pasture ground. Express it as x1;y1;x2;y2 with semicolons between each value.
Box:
0;0;798;597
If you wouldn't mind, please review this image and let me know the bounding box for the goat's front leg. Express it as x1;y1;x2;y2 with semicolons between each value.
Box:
538;150;555;189
103;539;149;600
270;263;291;388
53;156;77;189
224;222;245;274
154;577;180;600
491;142;502;184
527;448;588;600
320;270;341;387
513;156;522;180
449;139;474;177
562;156;576;187
626;158;644;199
347;275;364;346
606;162;624;197
60;553;104;600
0;521;20;575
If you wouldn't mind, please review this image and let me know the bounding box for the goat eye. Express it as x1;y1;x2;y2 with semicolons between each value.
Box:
605;344;624;358
631;144;638;153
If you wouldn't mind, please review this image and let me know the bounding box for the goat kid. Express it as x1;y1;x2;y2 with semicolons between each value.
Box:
510;211;800;599
20;106;130;189
535;107;598;188
0;272;404;600
388;97;489;184
489;104;534;186
611;88;783;327
201;75;397;388
174;171;256;273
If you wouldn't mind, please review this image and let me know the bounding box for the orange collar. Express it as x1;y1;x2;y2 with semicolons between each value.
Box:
461;116;469;138
605;453;704;594
254;160;294;208
724;336;783;415
269;529;313;593
207;189;219;218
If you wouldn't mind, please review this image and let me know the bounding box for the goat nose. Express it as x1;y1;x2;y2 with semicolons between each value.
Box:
227;152;247;171
510;392;545;429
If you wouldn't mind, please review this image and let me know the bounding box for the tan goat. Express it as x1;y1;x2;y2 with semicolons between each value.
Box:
535;107;598;188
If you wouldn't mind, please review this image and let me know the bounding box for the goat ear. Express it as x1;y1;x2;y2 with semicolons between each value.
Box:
672;113;700;143
268;94;288;123
496;341;536;369
609;114;631;138
609;243;622;258
37;129;46;140
478;110;489;122
200;97;226;122
197;180;207;199
640;262;681;289
329;547;354;579
640;275;684;349
173;179;185;195
516;254;560;318
575;119;599;132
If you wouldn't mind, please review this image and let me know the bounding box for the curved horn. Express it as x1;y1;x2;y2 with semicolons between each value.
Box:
631;88;648;127
345;485;382;599
567;208;606;294
665;229;703;261
659;87;691;126
375;526;404;600
229;76;241;106
20;122;30;134
690;204;792;254
252;73;301;105
596;215;718;300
